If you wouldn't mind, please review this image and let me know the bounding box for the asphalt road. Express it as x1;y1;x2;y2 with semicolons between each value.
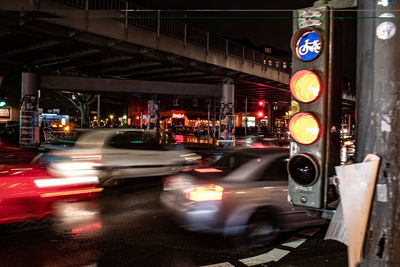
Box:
0;177;347;267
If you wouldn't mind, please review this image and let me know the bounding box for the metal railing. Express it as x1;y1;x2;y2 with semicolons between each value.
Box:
51;0;291;74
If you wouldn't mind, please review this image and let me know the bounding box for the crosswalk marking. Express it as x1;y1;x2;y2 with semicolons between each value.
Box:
239;248;290;266
200;262;235;267
281;237;307;248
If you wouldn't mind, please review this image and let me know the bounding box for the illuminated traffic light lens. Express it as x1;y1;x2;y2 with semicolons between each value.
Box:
290;70;321;103
289;112;320;144
0;101;5;107
288;154;319;186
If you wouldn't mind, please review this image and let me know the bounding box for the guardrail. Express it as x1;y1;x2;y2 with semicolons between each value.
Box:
52;0;291;74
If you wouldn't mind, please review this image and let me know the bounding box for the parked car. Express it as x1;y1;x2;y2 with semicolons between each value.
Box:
161;148;326;239
47;129;201;184
0;144;102;226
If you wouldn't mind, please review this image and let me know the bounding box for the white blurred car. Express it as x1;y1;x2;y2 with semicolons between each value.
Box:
47;129;201;184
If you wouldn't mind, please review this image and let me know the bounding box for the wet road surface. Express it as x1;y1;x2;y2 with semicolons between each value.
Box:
0;177;347;267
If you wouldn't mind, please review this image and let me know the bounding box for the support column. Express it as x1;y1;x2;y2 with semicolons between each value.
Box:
358;1;400;266
213;97;217;148
147;98;160;139
219;79;235;148
97;94;101;126
267;101;273;133
20;72;39;147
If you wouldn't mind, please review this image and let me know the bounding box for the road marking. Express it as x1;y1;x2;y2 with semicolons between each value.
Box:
299;227;320;236
281;237;307;248
200;262;235;267
239;248;290;266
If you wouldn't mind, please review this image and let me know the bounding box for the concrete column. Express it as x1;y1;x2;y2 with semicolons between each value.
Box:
267;101;273;133
147;99;160;139
97;94;101;126
219;79;235;148
20;72;39;147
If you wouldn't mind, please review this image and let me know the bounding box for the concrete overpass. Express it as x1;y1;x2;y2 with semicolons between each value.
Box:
0;0;290;100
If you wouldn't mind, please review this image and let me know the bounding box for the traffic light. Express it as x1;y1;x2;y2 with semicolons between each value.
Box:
287;6;342;210
0;91;6;107
257;100;266;118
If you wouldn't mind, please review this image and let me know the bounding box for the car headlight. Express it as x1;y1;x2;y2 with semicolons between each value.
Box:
180;153;202;163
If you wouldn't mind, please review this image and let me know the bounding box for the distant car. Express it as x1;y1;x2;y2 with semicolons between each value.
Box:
161;148;325;238
0;145;102;225
48;129;201;184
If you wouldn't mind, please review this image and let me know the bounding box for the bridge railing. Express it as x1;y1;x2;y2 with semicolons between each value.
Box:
51;0;291;74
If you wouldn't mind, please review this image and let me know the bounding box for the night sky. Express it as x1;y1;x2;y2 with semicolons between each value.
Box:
129;0;316;52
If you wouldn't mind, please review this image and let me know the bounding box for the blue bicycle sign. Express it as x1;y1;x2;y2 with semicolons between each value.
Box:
296;31;321;61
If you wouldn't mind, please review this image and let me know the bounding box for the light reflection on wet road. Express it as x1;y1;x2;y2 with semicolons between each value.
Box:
0;177;346;267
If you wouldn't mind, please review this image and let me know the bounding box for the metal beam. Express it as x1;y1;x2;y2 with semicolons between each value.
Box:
0;40;61;59
39;75;221;97
139;71;205;80
172;74;221;82
65;55;134;70
29;48;101;66
122;66;184;77
96;61;161;73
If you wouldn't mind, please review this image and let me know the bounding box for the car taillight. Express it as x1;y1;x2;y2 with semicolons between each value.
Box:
34;176;100;188
186;184;224;201
194;168;222;173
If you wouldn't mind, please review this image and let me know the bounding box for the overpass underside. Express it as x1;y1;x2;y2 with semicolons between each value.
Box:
0;0;290;101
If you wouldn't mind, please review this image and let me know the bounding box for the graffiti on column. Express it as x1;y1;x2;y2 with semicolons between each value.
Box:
20;95;37;146
147;99;160;137
219;102;235;147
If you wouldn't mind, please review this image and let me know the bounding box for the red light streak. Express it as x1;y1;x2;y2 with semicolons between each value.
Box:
194;168;223;173
72;222;102;234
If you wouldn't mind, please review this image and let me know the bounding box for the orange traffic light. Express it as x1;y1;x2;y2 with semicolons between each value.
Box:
290;70;321;103
289;112;320;145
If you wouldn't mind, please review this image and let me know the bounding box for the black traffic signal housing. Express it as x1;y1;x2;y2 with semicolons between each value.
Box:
287;5;342;210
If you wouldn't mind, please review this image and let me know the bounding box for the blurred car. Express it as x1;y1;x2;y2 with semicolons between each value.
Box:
0;144;102;225
47;129;201;184
161;148;325;238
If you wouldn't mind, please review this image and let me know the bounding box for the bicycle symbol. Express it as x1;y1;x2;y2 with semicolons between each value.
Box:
297;39;321;56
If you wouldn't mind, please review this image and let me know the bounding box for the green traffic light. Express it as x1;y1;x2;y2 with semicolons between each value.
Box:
0;101;6;107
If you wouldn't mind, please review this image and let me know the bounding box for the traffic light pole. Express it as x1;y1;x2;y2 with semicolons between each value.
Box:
357;0;400;266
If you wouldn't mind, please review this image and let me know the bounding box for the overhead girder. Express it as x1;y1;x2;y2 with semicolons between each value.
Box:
94;61;161;73
0;40;61;59
39;75;222;97
135;71;205;81
120;66;184;77
29;48;101;67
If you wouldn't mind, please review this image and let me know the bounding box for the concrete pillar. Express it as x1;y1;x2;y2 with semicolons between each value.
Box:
97;94;101;126
20;72;39;147
267;101;273;133
147;98;160;139
219;79;235;148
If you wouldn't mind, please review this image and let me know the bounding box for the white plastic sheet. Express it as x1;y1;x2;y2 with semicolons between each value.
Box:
334;154;381;267
325;202;348;245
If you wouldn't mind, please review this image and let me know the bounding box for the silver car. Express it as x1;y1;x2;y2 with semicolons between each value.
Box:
161;148;325;238
48;129;200;184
